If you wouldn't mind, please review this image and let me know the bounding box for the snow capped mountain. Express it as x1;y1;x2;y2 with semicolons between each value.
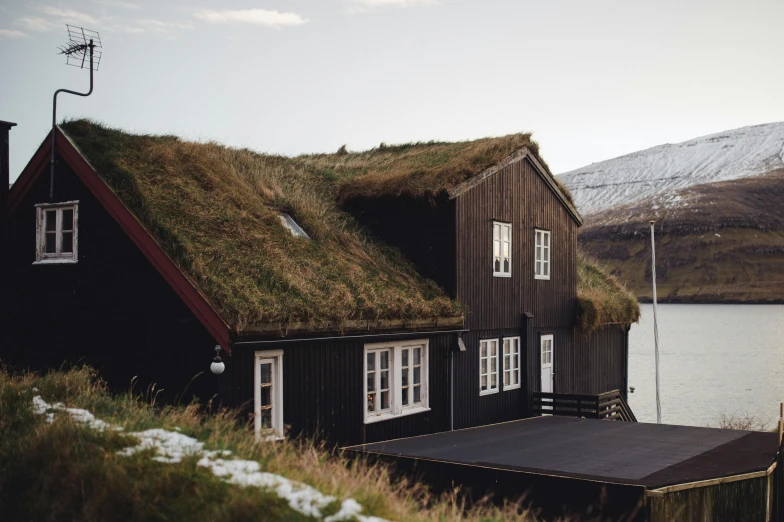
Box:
558;122;784;216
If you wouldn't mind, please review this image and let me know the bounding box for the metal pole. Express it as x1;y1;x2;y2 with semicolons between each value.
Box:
650;220;662;424
50;39;94;200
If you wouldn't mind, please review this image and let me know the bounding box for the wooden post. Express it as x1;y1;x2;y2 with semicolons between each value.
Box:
778;403;782;447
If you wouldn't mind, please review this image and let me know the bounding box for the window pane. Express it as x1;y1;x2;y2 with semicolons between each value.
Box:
380;390;389;410
259;363;272;384
45;233;56;254
544;264;549;277
512;372;518;386
380;370;389;391
402;387;408;406
536;248;541;261
413;385;421;403
402;349;408;367
380;351;389;370
481;359;487;374
61;232;73;254
414;347;421;365
481;375;487;391
504;354;510;371
490;357;496;373
367;393;375;412
504;371;510;385
413;366;420;384
494;239;500;257
261;409;272;429
504;259;509;272
402;368;409;386
493;224;500;240
503;339;509;355
260;386;271;407
491;374;496;388
61;209;73;231
490;342;497;357
480;343;487;358
367;372;375;393
367;352;375;371
45;210;56;231
494;258;500;272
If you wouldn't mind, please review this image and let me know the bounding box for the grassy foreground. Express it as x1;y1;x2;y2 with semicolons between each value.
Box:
0;366;546;522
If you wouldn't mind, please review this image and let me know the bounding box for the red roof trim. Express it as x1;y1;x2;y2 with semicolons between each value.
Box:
7;129;232;353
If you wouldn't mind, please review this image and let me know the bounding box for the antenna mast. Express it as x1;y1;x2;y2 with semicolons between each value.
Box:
50;25;103;200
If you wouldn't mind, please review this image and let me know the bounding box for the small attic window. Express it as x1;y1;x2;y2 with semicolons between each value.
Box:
278;213;310;239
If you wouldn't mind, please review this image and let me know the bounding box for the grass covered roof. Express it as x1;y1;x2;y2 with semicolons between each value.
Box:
60;120;462;332
576;254;641;333
295;134;575;205
59;120;630;335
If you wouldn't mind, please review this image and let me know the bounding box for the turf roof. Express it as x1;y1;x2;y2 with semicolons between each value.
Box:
60;120;462;332
295;134;576;206
58;120;632;334
576;254;641;333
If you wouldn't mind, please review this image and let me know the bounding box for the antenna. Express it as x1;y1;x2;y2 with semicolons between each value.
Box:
50;25;103;200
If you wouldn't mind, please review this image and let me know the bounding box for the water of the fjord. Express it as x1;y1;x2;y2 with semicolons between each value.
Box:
628;304;784;429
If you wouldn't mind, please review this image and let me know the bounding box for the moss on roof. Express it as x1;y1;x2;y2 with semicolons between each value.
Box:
576;253;640;333
295;134;575;206
60;120;462;331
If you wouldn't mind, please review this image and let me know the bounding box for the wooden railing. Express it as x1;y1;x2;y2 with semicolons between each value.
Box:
533;389;637;422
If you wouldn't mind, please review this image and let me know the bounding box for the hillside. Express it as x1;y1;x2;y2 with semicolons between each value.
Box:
560;122;784;215
0;366;543;522
578;170;784;302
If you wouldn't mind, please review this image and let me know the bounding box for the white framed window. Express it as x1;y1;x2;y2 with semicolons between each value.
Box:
364;340;429;424
34;201;78;264
535;229;551;280
493;221;511;277
479;339;499;395
255;350;284;440
502;337;521;391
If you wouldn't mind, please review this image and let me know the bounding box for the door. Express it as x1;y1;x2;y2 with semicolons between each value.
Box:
540;334;554;412
255;351;283;439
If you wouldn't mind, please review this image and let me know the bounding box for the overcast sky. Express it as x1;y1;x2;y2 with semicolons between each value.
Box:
2;0;784;181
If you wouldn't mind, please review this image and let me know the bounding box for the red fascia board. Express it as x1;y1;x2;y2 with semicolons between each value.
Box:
7;129;232;353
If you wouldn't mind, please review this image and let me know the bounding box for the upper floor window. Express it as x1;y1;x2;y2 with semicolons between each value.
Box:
365;340;429;424
493;221;511;277
35;202;78;264
535;229;550;280
479;339;499;395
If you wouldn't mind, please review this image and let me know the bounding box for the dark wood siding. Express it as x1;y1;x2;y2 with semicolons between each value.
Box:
455;157;578;331
222;332;457;446
341;194;457;297
567;325;629;397
1;157;219;402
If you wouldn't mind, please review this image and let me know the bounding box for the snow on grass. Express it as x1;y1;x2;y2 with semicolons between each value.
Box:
31;394;387;522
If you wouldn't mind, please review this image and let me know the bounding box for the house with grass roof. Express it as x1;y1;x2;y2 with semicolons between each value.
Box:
1;120;639;445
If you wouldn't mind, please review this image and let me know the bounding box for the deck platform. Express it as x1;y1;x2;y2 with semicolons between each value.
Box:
346;416;778;520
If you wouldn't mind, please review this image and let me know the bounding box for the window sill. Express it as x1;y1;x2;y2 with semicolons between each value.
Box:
479;388;499;396
364;405;430;425
33;258;78;265
534;275;550;281
493;273;512;278
503;384;522;391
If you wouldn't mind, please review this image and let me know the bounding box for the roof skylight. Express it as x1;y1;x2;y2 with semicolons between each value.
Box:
278;213;310;239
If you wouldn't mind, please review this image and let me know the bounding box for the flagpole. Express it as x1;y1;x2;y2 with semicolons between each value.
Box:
650;220;662;424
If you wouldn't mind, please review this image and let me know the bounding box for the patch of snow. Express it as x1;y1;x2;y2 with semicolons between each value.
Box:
30;395;386;521
715;233;721;237
32;395;110;431
559;122;784;215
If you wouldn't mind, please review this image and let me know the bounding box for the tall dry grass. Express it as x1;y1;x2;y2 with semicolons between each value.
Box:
1;365;555;522
576;254;640;333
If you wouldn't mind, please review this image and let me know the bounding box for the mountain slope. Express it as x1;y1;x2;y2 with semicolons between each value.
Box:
578;170;784;302
560;122;784;216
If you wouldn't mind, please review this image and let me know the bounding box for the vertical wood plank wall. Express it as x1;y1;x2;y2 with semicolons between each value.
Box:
455;156;578;332
222;333;457;446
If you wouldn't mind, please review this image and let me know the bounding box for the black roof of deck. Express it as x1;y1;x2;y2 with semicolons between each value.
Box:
348;416;777;489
